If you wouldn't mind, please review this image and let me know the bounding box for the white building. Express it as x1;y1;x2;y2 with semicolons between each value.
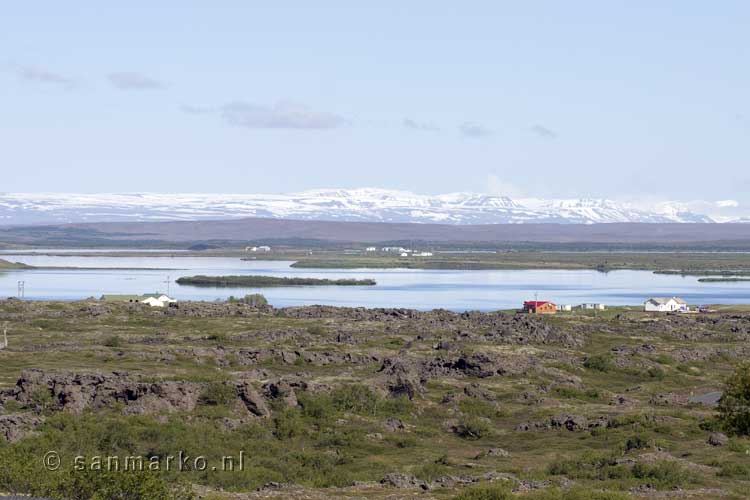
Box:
400;252;409;257
365;247;377;252
246;246;271;252
580;303;606;310
557;304;573;312
414;251;433;257
644;297;687;312
141;295;177;308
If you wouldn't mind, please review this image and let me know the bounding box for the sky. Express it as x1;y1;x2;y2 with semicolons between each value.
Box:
1;2;748;217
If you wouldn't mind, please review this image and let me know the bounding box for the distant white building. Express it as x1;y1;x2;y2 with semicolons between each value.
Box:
365;246;377;252
246;246;271;253
644;297;687;312
414;251;433;257
557;304;573;312
400;252;409;257
382;247;410;253
580;303;606;310
141;295;177;308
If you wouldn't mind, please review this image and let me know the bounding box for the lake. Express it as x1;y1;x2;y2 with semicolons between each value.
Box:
2;254;750;311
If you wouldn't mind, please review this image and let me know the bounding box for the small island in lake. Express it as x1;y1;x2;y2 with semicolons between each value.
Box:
0;258;33;270
697;277;750;283
176;275;377;287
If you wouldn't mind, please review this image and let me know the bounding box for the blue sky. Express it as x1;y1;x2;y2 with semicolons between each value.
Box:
1;2;748;209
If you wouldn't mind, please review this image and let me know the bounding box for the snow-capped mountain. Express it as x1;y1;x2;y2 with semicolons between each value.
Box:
0;189;718;226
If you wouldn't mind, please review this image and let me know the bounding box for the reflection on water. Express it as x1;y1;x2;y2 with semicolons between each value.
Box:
2;255;750;311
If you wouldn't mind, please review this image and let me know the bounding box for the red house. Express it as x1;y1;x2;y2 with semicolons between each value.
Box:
523;301;557;314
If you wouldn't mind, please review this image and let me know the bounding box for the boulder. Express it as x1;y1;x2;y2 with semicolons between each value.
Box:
0;412;43;443
708;432;728;446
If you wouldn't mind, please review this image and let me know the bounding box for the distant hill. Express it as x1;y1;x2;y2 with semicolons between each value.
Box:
0;258;31;269
4;218;750;250
0;189;719;225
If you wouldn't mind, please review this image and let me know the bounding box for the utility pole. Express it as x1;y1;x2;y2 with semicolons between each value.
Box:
17;281;25;299
164;275;171;297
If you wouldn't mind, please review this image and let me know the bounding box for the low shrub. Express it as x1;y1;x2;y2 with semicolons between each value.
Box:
718;462;750;478
583;355;614;372
102;336;122;348
453;484;512;500
717;362;750;435
198;382;236;406
454;416;492;440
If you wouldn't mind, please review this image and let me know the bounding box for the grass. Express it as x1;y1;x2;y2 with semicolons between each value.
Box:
175;275;377;287
287;250;750;272
0;258;32;270
2;299;750;498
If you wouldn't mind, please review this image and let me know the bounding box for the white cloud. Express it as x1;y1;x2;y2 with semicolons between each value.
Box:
530;124;557;139
403;118;439;131
220;101;345;129
459;122;492;138
716;199;739;208
486;174;526;198
15;65;75;88
108;72;165;90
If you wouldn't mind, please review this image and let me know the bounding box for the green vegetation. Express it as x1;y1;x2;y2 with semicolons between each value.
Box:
226;293;269;306
2;300;750;498
583;354;614;373
698;277;750;282
0;258;31;270
176;275;376;287
717;362;750;435
656;270;750;276
288;250;750;273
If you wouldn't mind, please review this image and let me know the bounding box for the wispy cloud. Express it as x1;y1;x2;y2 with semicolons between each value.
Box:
15;65;75;88
180;104;214;114
108;72;165;90
716;199;739;208
487;174;526;198
183;100;345;130
403;118;439;131
459;122;491;138
531;124;557;139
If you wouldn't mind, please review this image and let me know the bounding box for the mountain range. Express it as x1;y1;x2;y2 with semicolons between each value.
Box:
0;189;725;226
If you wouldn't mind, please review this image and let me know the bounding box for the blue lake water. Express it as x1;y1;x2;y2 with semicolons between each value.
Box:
2;254;750;311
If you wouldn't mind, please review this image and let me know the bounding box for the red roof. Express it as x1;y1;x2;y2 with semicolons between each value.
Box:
524;301;550;307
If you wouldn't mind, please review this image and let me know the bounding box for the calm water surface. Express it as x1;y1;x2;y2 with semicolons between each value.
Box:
2;254;750;311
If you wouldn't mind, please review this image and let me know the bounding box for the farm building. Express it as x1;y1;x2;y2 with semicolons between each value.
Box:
523;301;557;314
644;297;688;312
580;303;606;310
101;294;176;308
557;304;572;312
141;295;176;307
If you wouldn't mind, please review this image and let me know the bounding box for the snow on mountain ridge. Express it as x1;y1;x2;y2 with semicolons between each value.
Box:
0;190;719;226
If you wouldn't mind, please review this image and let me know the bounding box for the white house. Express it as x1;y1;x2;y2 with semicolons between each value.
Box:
246;246;271;253
365;247;377;252
557;304;573;312
383;247;411;253
644;297;688;312
400;252;409;257
414;251;433;257
580;303;606;310
141;295;177;308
